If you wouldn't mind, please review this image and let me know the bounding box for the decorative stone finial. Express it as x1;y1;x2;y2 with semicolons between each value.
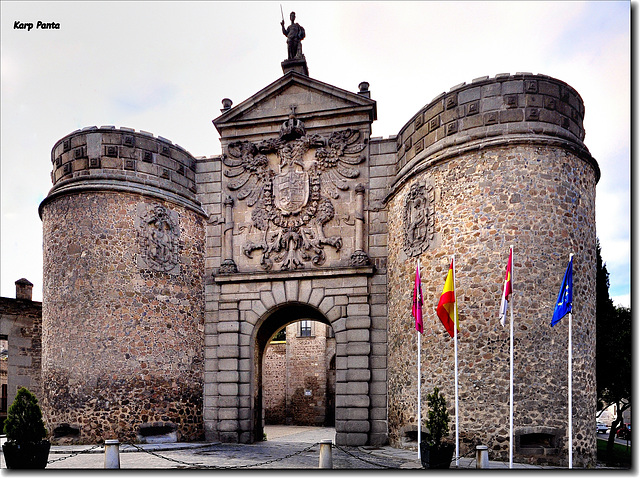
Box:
358;82;370;99
221;98;233;113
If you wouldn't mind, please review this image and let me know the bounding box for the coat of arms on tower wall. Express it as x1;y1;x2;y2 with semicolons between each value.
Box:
136;203;182;274
222;111;367;271
403;181;436;257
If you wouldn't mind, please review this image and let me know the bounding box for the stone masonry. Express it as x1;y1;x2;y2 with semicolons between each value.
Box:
39;128;206;444
263;321;336;427
385;74;598;467
37;69;599;467
0;279;42;409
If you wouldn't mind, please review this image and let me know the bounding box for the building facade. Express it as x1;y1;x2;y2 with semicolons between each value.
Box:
37;58;599;465
263;321;336;427
0;279;43;430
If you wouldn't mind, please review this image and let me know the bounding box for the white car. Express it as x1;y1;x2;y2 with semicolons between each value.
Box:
597;422;609;434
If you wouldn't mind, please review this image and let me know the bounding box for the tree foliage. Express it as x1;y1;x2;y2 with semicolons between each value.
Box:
595;239;631;458
3;387;48;444
424;386;450;447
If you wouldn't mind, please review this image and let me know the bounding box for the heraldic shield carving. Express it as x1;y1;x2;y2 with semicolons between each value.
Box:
136;203;181;274
222;112;366;271
403;182;436;257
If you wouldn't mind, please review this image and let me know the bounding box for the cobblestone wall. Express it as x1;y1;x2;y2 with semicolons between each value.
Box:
386;74;598;467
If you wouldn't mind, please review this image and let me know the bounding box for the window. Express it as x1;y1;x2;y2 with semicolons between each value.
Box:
299;320;312;337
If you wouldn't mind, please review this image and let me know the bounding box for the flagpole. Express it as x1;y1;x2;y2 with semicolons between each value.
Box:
452;255;459;467
509;246;514;469
568;252;574;469
418;321;422;461
416;261;422;462
568;309;573;469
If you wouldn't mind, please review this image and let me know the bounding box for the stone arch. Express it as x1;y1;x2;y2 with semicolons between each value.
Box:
210;270;381;446
251;301;333;442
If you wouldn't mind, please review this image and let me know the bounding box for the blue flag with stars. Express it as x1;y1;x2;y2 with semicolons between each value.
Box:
551;256;573;326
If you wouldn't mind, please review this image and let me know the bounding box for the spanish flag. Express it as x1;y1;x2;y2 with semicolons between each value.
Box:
436;258;458;338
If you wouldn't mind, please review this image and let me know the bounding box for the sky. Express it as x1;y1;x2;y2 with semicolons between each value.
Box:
1;1;631;307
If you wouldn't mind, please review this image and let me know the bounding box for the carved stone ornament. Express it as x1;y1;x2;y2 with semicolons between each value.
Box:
222;111;366;271
136;203;181;274
403;182;436;257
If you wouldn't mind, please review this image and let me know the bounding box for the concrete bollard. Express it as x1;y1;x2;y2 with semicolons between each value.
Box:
319;439;333;469
104;439;121;469
475;445;489;469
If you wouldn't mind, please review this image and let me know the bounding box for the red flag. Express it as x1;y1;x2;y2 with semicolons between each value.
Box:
412;262;424;334
436;259;458;338
499;248;513;326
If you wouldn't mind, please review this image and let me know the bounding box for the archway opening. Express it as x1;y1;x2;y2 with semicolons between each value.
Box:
253;303;335;442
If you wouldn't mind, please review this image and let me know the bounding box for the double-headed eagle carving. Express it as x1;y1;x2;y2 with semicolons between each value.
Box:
222;113;366;271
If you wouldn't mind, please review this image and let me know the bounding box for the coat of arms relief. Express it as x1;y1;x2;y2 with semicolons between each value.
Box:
403;181;437;257
136;203;182;274
222;110;367;271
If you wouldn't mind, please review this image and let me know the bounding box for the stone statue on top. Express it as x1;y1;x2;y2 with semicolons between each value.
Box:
281;11;305;60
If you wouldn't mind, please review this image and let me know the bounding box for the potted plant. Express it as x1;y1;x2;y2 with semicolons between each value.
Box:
2;387;50;469
420;386;455;469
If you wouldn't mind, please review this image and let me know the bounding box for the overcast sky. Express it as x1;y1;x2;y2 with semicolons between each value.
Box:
1;1;630;307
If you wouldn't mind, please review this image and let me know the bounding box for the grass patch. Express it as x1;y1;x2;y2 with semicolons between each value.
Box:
597;438;631;467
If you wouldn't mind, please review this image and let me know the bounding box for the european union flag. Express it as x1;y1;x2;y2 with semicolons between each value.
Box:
551;256;573;326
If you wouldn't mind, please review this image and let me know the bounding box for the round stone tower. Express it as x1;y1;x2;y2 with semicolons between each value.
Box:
385;74;599;467
39;127;206;444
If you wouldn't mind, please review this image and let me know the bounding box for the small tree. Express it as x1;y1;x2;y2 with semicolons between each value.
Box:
3;387;47;444
595;240;631;460
424;386;450;447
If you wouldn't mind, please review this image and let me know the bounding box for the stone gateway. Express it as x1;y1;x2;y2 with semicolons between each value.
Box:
37;32;598;467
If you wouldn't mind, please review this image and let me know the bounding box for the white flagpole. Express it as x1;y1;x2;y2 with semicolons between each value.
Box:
568;310;573;469
452;255;459;467
417;261;422;462
509;246;514;469
568;253;574;469
418;321;422;461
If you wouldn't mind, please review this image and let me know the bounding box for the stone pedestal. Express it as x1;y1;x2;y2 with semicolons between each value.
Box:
281;58;309;76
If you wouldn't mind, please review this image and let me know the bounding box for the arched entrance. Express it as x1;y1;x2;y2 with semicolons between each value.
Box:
253;303;331;443
207;267;385;446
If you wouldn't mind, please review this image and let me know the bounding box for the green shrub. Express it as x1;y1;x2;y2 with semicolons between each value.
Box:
424;386;450;447
3;387;47;444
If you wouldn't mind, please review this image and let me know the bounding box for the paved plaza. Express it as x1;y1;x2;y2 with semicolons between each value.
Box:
0;426;568;470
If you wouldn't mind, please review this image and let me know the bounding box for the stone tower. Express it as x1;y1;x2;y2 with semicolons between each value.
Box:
39;127;206;443
385;74;599;467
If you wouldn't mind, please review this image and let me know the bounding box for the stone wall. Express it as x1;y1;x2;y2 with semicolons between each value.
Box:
263;342;287;424
385;74;598;467
0;286;42;409
39;128;206;444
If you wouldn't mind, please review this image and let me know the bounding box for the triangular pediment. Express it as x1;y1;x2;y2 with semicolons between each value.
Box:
213;72;376;135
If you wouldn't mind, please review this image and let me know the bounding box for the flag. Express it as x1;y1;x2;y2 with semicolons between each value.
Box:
412;262;424;334
551;255;573;326
436;259;458;337
499;248;513;326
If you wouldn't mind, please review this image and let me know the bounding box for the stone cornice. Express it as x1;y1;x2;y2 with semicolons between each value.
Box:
212;265;376;284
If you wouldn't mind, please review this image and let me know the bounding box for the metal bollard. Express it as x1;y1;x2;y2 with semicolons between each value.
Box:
319;439;333;469
104;439;121;469
475;445;489;469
